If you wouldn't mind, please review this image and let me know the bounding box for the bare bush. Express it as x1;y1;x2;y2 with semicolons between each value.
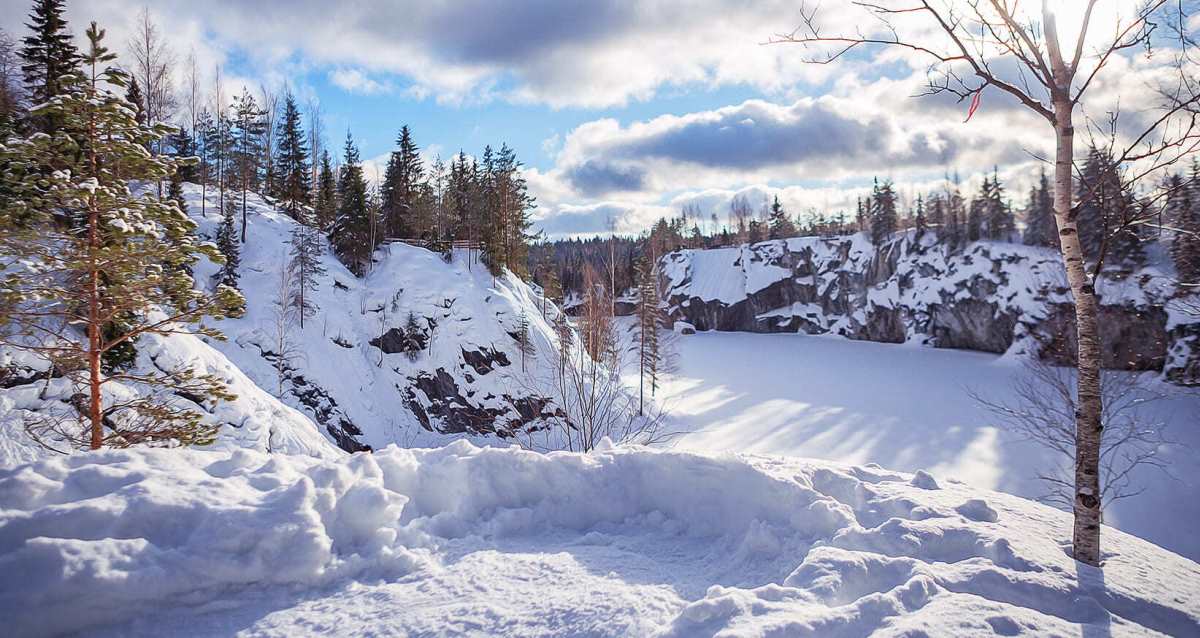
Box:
973;360;1171;513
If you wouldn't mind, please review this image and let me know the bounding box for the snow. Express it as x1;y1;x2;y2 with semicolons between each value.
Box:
661;329;1200;562
184;185;568;450
0;327;341;467
2;442;1198;637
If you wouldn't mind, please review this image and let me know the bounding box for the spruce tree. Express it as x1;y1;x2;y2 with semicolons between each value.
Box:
767;195;795;239
984;170;1015;240
274;92;310;220
288;207;325;328
125;76;146;129
330;131;371;275
926;193;945;233
167;167;186;213
215;198;240;289
967;179;987;242
870;178;898;244
515;310;534;372
1168;169;1200;284
0;21;244;450
1023;169;1058;248
314;150;337;232
20;0;78;133
1077;146;1143;265
911;194;926;239
381;124;423;239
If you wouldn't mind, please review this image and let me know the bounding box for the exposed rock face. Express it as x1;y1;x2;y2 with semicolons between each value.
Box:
404;346;562;437
662;233;1199;382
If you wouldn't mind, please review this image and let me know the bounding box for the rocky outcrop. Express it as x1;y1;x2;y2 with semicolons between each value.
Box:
663;233;1199;382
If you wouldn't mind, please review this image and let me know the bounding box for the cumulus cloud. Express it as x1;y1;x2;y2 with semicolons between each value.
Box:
329;68;391;95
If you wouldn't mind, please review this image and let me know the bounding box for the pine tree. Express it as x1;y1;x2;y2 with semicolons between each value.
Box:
0;22;244;450
230;88;265;242
288;207;325;328
767;195;795;239
1023;168;1058;248
330;131;372;275
215;198;240;289
274;92;310;220
314;150;336;232
20;0;78;133
870;178;898;244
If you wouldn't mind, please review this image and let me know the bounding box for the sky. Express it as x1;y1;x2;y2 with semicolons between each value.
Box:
0;0;1188;238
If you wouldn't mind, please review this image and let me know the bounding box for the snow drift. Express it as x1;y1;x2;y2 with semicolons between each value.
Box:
2;442;1197;637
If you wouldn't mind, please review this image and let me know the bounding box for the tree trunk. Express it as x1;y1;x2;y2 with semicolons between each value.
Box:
87;210;103;450
1052;98;1104;566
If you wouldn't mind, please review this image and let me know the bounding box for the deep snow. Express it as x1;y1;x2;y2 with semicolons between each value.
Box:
2;442;1198;637
659;329;1200;561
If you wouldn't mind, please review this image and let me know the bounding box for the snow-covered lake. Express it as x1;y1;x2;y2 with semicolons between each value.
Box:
661;330;1200;561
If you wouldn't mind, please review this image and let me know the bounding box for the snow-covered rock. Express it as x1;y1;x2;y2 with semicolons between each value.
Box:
662;232;1200;383
1;442;1197;636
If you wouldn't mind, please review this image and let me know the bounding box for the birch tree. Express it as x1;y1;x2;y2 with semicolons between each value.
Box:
777;0;1200;565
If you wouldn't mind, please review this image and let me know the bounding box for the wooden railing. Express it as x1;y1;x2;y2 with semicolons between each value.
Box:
383;238;484;252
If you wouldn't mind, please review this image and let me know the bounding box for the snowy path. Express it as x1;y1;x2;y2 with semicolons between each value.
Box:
660;331;1200;561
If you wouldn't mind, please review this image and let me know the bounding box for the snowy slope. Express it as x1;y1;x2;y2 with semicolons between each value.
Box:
1;183;566;462
1;443;1197;637
657;329;1200;562
0;321;341;466
185;186;566;452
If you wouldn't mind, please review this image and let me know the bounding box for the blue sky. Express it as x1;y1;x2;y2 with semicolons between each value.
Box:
1;0;1170;238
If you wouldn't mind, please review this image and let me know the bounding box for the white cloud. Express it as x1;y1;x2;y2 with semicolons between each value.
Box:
328;68;391;95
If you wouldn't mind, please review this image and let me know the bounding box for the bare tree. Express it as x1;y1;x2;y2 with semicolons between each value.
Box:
973;360;1171;511
127;7;177;152
185;49;199;136
306;96;324;188
259;82;279;198
521;266;671;452
777;0;1200;566
268;259;302;397
0;27;22;123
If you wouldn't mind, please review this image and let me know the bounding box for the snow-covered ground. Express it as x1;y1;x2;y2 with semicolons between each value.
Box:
659;329;1200;561
3;442;1198;637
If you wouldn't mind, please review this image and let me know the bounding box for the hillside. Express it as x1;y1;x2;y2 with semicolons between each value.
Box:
188;187;572;452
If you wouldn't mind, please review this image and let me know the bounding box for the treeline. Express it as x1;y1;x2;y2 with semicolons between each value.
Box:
534;154;1200;297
